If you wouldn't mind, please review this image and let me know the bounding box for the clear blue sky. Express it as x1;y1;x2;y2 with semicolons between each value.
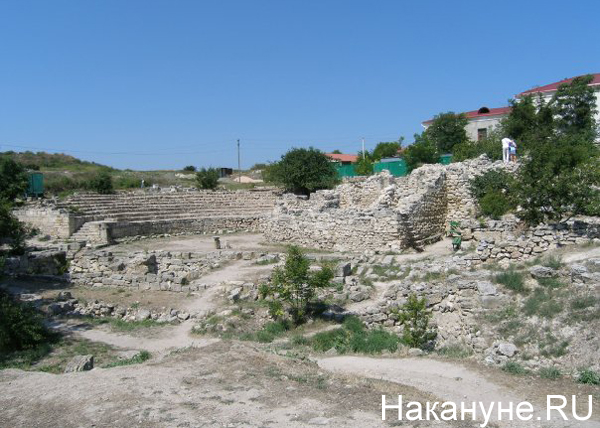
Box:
1;0;599;170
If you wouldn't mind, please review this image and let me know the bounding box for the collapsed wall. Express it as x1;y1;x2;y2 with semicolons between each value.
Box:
263;156;516;251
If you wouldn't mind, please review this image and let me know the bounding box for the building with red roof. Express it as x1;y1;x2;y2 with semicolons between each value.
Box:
422;106;512;142
325;153;358;164
421;73;600;144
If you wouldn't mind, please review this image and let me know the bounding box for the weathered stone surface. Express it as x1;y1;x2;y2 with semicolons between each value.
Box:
64;355;94;373
529;266;557;279
497;343;518;357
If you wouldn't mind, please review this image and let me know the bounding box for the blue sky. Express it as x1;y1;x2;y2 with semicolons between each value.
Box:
1;0;599;170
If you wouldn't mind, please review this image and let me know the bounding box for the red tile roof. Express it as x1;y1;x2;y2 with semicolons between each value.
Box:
517;73;600;97
325;153;358;163
422;106;511;125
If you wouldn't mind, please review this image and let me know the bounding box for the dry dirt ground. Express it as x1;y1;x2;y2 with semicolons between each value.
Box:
1;237;599;427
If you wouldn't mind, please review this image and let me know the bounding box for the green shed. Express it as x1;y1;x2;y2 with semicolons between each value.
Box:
439;154;453;165
373;159;408;177
334;163;356;178
27;172;44;197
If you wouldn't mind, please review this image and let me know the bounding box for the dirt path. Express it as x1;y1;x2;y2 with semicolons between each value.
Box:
318;356;600;428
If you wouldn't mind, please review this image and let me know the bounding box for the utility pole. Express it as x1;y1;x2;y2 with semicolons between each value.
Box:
237;139;241;183
362;137;365;159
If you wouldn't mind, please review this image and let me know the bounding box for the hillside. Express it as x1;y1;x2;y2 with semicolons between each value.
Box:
1;151;265;196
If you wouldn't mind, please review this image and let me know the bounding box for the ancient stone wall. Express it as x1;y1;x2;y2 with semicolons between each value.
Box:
13;203;81;238
68;249;259;292
3;250;68;277
470;217;600;262
264;156;515;251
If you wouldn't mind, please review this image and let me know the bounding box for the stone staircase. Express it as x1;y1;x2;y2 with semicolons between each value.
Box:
60;189;277;243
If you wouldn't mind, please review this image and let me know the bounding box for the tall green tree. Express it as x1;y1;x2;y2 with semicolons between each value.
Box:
196;167;220;190
264;147;339;195
552;74;598;141
425;112;469;153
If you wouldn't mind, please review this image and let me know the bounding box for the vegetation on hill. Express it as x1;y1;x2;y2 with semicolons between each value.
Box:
0;157;28;253
263;147;339;195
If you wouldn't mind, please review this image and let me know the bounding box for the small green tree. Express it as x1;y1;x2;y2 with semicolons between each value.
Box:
261;246;333;324
0;157;28;201
552;74;598;141
372;139;403;160
196;167;220;190
182;165;196;172
263;147;339;195
403;133;439;172
88;171;114;194
395;294;437;349
354;151;374;176
470;169;516;219
452;130;503;162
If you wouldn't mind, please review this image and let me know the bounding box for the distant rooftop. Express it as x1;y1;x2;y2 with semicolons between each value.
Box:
423;106;511;125
517;73;600;97
325;153;358;163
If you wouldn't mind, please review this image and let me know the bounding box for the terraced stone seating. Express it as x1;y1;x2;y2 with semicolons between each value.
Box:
57;189;277;244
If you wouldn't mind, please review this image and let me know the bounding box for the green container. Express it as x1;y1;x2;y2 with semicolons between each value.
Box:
439;154;453;165
334;163;356;178
373;159;407;177
27;172;44;197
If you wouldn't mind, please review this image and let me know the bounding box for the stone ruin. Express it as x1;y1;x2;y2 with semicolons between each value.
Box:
263;156;518;251
14;188;277;245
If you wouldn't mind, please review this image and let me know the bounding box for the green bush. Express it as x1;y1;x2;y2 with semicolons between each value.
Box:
182;165;196;172
577;368;600;385
470;170;516;219
452;134;503;162
394;294;437;349
310;316;400;354
493;269;527;294
0;157;28;201
0;202;27;254
0;288;53;353
196;167;220;190
88;171;114;194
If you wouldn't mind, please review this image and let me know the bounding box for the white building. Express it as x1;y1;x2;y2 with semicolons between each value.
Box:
422;73;600;142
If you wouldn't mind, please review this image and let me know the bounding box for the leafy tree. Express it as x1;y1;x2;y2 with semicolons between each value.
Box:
552;74;598;141
403;133;439;172
372;139;403;160
260;246;333;324
182;165;196;172
0;287;53;353
0;157;28;201
426;112;469;153
354;151;374;176
470;170;516;219
0;202;27;254
452;130;503;162
195;167;220;190
502;95;539;143
263;147;339;195
516;134;600;224
331;149;342;154
88;171;114;194
394;294;437;349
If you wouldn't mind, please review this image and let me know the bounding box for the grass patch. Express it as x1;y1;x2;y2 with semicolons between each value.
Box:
436;344;473;359
539;367;562;380
254;256;280;266
310;316;400;354
523;288;564;318
536;277;563;289
254;321;290;343
577;368;600;385
502;361;529;376
542;255;563;270
83;316;167;332
493;269;527;294
103;350;151;368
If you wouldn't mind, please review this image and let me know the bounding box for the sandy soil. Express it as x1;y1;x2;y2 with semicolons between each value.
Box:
318;356;600;428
